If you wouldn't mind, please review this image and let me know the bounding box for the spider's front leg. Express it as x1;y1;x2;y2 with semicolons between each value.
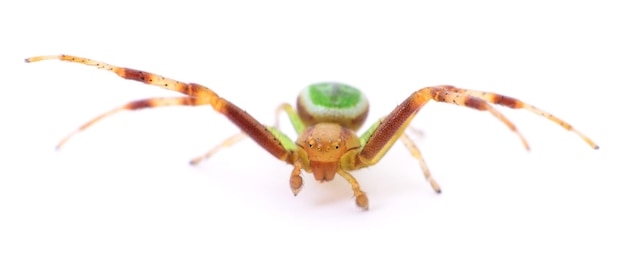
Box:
190;103;306;165
26;54;307;196
353;85;598;191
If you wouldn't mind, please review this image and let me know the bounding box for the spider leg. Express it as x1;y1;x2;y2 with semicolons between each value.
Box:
337;169;369;210
27;55;299;164
274;103;306;134
441;86;599;149
189;132;248;165
26;55;199;97
355;85;597;169
56;97;207;149
190;103;307;165
400;133;441;193
358;117;438;191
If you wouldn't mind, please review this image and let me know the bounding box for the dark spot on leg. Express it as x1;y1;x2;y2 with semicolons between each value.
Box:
465;96;488;110
498;95;522;108
128;100;152;109
433;91;446;102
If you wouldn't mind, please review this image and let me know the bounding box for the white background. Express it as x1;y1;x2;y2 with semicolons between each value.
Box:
1;0;624;263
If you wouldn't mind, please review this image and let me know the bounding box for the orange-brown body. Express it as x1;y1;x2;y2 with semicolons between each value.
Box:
25;54;598;210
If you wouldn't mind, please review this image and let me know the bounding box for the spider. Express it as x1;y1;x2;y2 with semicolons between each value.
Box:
25;55;598;210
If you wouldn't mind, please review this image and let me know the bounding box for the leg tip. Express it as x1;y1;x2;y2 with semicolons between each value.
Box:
430;180;442;194
54;144;63;151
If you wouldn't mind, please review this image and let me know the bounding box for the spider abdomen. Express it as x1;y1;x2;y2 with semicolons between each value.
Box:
296;82;369;130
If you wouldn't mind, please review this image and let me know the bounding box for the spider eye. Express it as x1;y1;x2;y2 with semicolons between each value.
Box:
335;145;339;149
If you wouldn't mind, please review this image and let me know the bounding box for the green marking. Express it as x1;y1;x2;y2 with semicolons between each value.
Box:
359;117;384;146
308;83;362;109
286;109;306;135
267;126;296;151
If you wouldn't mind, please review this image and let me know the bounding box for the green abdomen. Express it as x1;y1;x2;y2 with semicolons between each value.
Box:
296;82;369;130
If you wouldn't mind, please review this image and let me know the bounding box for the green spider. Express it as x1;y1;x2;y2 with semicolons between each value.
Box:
26;54;598;210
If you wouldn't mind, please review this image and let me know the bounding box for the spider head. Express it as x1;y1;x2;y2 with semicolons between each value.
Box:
297;123;361;182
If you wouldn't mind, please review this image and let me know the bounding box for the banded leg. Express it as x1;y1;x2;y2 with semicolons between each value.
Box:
439;86;599;149
26;55;297;163
190;103;306;165
56;97;209;149
359;117;439;191
25;55;206;98
357;85;598;168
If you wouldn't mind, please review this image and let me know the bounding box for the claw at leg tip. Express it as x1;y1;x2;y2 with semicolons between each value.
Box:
189;156;205;165
290;184;302;196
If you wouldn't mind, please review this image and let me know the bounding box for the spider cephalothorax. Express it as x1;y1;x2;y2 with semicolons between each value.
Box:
296;122;361;182
26;54;598;210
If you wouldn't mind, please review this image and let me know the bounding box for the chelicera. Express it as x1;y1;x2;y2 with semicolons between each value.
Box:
26;55;598;210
